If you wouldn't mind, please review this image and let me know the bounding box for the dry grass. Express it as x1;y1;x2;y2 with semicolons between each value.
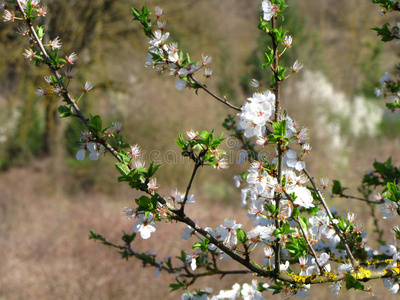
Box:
1;155;399;300
1;0;400;299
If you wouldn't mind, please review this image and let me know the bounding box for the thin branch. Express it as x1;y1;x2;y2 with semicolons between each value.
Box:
303;168;357;265
270;14;284;276
189;75;241;111
15;3;123;164
181;162;201;210
293;217;325;274
339;193;379;204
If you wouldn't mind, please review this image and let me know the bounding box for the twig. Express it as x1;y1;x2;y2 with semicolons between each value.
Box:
15;3;123;164
303;168;357;265
189;75;241;111
339;193;379;204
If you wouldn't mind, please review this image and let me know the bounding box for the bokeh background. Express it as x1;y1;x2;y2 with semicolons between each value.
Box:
0;0;400;299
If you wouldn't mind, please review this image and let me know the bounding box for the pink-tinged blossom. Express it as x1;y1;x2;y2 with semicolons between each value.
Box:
380;197;398;219
320;177;329;189
44;75;53;85
374;87;383;97
250;79;261;88
347;212;357;223
83;81;94;92
181;225;196;240
16;24;28;36
292;60;303;72
129;144;141;159
175;79;187;91
87;142;105;160
306;252;331;275
261;0;277;21
154;6;163;18
237;92;274;138
330;281;342;298
204;67;212;78
66;52;78;64
52;85;64;96
299;256;308;268
241;280;264;300
122;207;138;219
290;186;314;208
178;64;197;75
233;175;242;188
35;86;46;96
284;149;305;171
187;129;199;140
214;283;240;300
3;10;14;22
283;35;292;47
23;49;36;60
76;142;104;161
247;224;276;243
0;1;8;10
302;143;312;153
165;42;179;62
214;225;229;242
186;252;199;271
64;68;75;79
31;0;41;8
264;246;274;259
380;241;398;258
384;278;400;294
49;37;62;50
25;36;34;46
147;178;158;192
37;5;47;16
133;213;157;239
216;158;229;170
373;193;384;203
309;210;330;238
149;30;169;48
112;122;122;134
379;72;392;84
157;20;166;30
202;54;212;66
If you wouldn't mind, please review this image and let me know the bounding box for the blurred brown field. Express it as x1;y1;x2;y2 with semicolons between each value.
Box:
1;0;400;299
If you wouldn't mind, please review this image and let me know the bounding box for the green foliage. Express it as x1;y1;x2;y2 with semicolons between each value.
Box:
131;6;152;38
362;157;400;189
332;180;348;195
58;105;73;118
192;238;210;252
344;274;365;291
286;236;308;259
237;228;248;244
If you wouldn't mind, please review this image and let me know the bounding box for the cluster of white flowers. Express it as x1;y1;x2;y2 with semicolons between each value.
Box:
144;9;213;91
237;91;275;138
182;280;268;300
76;131;105;161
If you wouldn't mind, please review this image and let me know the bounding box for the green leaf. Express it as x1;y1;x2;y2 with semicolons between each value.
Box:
115;162;130;176
237;228;248;244
344;274;365;291
252;260;262;269
170;281;184;292
291;207;300;219
121;230;136;244
135;195;157;212
88;115;103;133
272;120;287;138
299;216;308;231
58;105;72;118
372;23;395;42
332;180;348;195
